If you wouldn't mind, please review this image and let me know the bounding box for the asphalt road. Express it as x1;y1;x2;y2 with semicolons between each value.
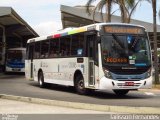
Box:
0;74;160;107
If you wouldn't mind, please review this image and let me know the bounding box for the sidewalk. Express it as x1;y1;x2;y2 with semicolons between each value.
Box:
153;84;160;90
0;98;111;114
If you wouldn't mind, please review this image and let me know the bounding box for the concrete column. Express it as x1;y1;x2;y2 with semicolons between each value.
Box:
0;24;6;68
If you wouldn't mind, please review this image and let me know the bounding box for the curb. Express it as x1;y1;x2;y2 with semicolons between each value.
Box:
0;94;160;114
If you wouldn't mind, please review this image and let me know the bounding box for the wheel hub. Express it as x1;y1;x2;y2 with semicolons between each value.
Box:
78;80;84;90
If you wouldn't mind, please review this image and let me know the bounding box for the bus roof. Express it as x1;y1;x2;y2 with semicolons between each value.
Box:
27;23;146;43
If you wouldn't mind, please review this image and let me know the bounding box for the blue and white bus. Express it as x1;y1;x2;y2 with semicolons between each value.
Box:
25;23;153;95
6;47;26;72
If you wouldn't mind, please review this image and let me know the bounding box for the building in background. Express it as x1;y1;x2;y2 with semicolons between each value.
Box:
0;7;39;72
60;5;160;48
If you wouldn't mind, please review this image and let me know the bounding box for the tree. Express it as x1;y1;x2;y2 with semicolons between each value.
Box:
152;0;159;84
117;0;152;23
86;0;116;22
85;0;142;23
116;0;128;23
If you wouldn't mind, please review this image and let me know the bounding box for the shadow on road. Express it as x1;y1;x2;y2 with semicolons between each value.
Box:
29;82;152;100
0;73;25;79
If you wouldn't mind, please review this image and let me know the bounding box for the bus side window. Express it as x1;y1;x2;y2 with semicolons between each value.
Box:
49;38;60;58
40;40;49;58
71;33;84;56
34;42;40;59
27;43;34;60
60;36;71;57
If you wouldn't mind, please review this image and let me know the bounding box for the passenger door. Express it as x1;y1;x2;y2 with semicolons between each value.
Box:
86;33;97;86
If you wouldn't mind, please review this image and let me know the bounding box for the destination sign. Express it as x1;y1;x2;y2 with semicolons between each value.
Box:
104;26;144;34
105;57;128;63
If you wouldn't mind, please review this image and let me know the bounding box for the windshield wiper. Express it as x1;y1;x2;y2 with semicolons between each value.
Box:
131;35;139;48
111;34;128;57
112;34;124;50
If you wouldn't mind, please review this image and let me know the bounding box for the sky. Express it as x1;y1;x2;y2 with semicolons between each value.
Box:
0;0;160;36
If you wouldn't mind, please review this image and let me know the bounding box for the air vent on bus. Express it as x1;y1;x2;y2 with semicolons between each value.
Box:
117;83;141;88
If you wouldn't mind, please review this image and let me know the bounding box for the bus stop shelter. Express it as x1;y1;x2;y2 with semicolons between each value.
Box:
61;5;160;48
0;7;39;72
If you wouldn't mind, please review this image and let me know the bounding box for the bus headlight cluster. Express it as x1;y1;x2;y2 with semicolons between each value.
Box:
103;68;112;79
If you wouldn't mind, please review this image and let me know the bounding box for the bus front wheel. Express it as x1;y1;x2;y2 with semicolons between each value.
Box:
38;71;46;88
75;75;86;95
113;90;129;96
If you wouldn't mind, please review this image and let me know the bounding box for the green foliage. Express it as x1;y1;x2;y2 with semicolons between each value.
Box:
85;0;146;23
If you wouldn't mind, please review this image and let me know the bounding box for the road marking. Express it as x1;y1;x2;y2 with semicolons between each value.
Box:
144;92;156;96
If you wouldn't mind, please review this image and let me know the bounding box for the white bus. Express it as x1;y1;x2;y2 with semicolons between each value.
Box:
25;23;152;95
6;47;26;72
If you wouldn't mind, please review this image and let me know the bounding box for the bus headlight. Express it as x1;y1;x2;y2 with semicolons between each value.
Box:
103;68;112;79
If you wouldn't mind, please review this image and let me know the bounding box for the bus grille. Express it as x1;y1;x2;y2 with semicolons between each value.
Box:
117;83;141;88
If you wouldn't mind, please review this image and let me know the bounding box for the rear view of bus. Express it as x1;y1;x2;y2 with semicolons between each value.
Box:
6;48;26;73
99;24;152;95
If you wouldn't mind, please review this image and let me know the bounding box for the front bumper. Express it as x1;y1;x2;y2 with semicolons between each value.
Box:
6;66;25;72
98;76;152;90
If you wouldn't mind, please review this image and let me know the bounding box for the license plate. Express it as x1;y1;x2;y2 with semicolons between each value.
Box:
125;82;134;86
12;68;20;71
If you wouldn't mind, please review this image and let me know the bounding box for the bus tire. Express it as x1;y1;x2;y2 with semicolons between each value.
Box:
38;71;46;88
75;75;86;95
113;90;129;96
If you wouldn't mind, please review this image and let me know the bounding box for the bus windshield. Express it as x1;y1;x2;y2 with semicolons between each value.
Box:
101;34;151;67
7;50;25;62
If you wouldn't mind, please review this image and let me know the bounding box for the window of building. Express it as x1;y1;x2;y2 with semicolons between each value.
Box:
49;38;60;58
40;40;49;58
